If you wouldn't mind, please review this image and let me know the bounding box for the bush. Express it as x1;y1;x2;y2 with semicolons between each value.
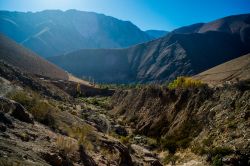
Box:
202;135;214;146
212;155;223;166
209;147;233;157
120;136;130;145
29;101;56;127
163;153;179;165
7;91;37;110
66;124;94;151
191;144;207;155
56;136;78;154
147;137;158;149
168;77;204;89
81;97;111;109
161;138;177;154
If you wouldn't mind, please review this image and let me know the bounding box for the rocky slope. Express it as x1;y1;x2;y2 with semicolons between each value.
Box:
0;10;153;57
111;81;250;165
49;14;250;83
0;60;163;166
0;33;68;80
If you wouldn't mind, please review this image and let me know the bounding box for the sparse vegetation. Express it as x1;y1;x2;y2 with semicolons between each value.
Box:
120;136;130;145
7;90;57;128
167;76;205;89
191;144;234;165
163;153;179;165
66;124;94;151
55;136;78;154
81;97;111;109
98;83;144;90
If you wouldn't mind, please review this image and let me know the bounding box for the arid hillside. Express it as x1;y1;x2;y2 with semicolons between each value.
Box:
0;33;68;80
194;53;250;85
111;81;250;165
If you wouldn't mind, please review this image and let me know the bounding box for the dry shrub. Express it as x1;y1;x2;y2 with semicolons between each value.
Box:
56;136;78;154
66;124;94;151
7;90;57;128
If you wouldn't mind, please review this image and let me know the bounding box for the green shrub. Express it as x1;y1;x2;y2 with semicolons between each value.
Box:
120;136;130;145
202;135;214;146
227;121;237;129
209;147;233;157
81;97;111;109
147;137;158;148
168;76;204;89
161;138;177;154
163;154;179;165
191;144;207;155
212;155;223;166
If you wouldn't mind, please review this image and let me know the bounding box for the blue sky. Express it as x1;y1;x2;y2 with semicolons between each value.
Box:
0;0;250;31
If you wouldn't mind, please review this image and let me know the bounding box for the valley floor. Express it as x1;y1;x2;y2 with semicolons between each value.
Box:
0;64;249;166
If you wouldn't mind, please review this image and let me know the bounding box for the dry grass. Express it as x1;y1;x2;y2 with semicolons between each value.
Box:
65;124;95;151
55;136;78;154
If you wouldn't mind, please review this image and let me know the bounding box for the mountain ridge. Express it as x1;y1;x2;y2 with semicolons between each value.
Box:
49;13;250;83
0;9;153;57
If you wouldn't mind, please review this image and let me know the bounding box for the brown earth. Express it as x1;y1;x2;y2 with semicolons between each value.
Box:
193;53;250;86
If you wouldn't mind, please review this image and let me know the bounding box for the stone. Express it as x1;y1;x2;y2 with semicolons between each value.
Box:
10;103;34;124
114;125;128;136
0;97;34;124
42;152;63;166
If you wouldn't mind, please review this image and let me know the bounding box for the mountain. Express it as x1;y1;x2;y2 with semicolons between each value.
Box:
173;14;250;47
49;14;250;83
0;10;153;57
0;33;68;80
193;53;250;85
145;30;168;39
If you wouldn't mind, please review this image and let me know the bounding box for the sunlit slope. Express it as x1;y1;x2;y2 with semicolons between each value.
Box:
0;33;68;80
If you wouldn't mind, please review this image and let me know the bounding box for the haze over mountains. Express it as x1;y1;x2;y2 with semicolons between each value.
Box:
49;14;250;83
0;10;155;57
145;30;168;39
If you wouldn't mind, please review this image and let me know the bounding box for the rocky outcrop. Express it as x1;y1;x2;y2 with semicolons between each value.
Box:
100;139;133;166
79;145;97;166
0;97;34;124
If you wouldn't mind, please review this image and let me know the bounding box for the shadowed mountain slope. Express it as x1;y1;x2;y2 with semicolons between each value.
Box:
0;10;153;57
0;33;68;80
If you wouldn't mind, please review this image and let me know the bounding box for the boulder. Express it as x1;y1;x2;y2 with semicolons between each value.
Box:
42;152;63;166
114;125;128;136
0;97;34;124
151;160;163;166
79;145;97;166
